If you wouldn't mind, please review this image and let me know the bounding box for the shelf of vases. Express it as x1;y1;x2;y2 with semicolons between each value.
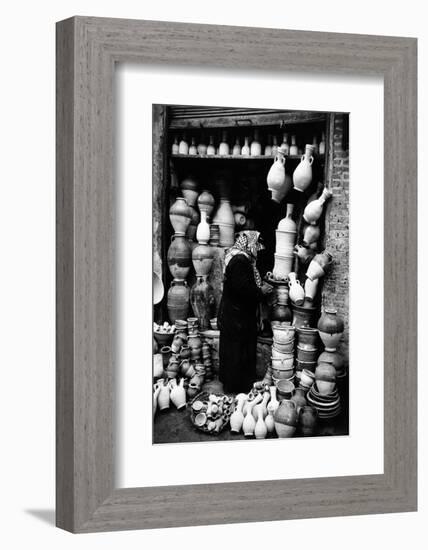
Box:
171;154;325;162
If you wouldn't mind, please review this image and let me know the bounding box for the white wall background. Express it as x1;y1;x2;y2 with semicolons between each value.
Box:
0;1;425;548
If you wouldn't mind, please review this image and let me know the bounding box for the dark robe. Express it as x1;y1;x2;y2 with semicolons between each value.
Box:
218;254;262;394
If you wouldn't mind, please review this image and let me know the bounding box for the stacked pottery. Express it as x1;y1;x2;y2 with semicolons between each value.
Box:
266;275;292;324
187;205;200;242
295;327;319;379
197;190;215;220
209;224;220;247
315;362;336;396
307;382;341;420
269;325;295;381
291;302;317;329
169;197;192;236
273;204;296;279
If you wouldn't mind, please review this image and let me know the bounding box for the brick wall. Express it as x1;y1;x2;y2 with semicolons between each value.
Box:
322;114;349;364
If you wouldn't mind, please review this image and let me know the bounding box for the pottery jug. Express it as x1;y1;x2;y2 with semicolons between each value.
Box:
317;308;344;351
303;224;320;246
241;137;250;156
188;137;197;155
192;243;213;277
157;380;170;411
254;404;268;439
250;130;262;156
167;279;190;324
267;148;289;201
303;187;333;225
180;176;199;207
299;405;318;436
319;132;326;155
178;135;189;155
242;394;262;437
207;135;215;155
277;204;297;232
196;211;210;244
169;197;192;236
293;144;315;192
169;378;187;410
304;277;319;301
167;234;191;280
213;198;235;247
218;130;230;156
190;276;215;331
269;385;280;413
172;136;179;154
281;133;290;155
289;135;298;156
274;400;298;437
230;394;246;433
306;251;333;281
197;190;215;218
232;137;241;156
294;244;315;266
288;272;305;306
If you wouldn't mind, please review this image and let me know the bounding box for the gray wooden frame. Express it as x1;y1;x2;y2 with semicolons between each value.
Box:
56;16;417;533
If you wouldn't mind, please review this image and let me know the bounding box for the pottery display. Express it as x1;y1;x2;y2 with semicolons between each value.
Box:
169;197;192;236
213;198;235;247
197;190;215;218
169;378;187;410
306;251;333;281
192;243;214;276
293;144;315;192
299;406;318;436
250;130;262;156
317;308;344;351
207;135;215;155
167;234;191;280
167;279;190;324
274;400;298;437
303;187;333;225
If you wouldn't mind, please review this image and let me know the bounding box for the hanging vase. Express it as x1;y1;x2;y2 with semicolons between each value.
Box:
293;144;315;192
288;272;305;306
303;187;333;224
303;224;321;247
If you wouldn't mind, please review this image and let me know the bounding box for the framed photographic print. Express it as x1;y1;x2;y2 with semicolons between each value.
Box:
56;17;417;532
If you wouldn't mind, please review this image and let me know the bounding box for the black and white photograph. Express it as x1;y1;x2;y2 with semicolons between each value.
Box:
152;104;349;443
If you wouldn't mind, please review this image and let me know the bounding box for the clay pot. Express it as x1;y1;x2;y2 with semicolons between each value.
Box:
180;176;199;207
277;204;297;232
304;278;319;301
306;251;333;281
296;359;317;373
250;129;262;156
291;303;317;328
232;138;241;156
271;345;293;359
267;151;286;192
300;369;316;388
297;327;320;349
213;198;235;247
197;190;215;218
171;333;185;354
288;272;305;306
218;130;230;156
169;197;192;236
293;144;315;192
276;379;295;400
273;253;294;280
271;367;294;380
303;224;321;246
271;355;294;370
169;378;187;410
272;324;295;344
196;211;210;244
303;187;333;224
160;346;172;369
191;243;213;277
291;387;307;413
241;137;250;156
299;406;318;436
317;308;345;351
167;234;191;280
157;381;170;411
167;279;190;324
271;303;292;324
190;276;215;331
315;362;336;396
296;346;318;363
274;400;298;437
153;354;164;379
317;349;345;374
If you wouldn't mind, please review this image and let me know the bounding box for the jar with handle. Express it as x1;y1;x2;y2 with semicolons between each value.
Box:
169;378;187;410
293;144;315;192
267;146;286;194
303;187;333;225
288;272;305;306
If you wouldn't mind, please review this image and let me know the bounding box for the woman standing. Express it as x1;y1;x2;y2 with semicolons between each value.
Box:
218;231;272;394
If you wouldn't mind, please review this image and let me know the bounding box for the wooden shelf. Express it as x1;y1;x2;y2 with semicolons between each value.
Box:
171;154;325;161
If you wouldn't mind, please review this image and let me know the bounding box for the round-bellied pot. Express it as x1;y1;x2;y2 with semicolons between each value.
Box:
180;176;199;207
297;327;320;349
291;303;317;328
293;144;315;192
167;234;191;280
167;279;190;324
306;251;333;281
315;362;337;395
299;405;318;436
274;400;298;437
192;243;213;277
197;190;215;218
317;308;345;351
317;349;345;374
169;197;191;236
296;346;318;362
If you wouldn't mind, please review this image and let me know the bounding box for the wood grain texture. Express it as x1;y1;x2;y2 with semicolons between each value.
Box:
56;16;417;533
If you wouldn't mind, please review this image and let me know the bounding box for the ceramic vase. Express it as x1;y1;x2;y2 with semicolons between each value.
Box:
319;132;326;155
167;234;191;280
207;135;215;155
317;349;345;375
192;243;213;277
167;279;190;324
169;197;192;236
306;251;333;281
254;404;268;439
267;148;291;203
172;136;179;154
180;176;199;207
250;130;262;156
288;272;305;306
303;224;321;246
242;394;262;436
277;204;297;232
241;137;250;156
157;380;170;411
230;394;246;433
178;135;189;155
303;187;333;225
232;137;241;156
188;137;197;155
213;198;235;247
271;135;279;156
218;130;230;156
169;378;187;410
196;211;210;244
293;144;315;192
265;405;276;434
289;135;298;155
281;133;290;155
304;277;319;301
291;303;317;328
294;244;315;266
315;362;336;395
317;308;344;351
269;385;280;414
274;400;298;438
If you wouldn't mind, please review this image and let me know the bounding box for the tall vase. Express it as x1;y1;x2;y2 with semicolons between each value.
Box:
232;137;241;156
289;135;298;155
281;132;290;155
189;137;197;155
241;137;250;156
169;378;187;410
254;404;268;439
169;197;191;235
293;144;315;192
218;130;229;156
196;211;210;244
303;187;333;225
230;393;247;433
207;135;215;155
178;134;189;155
242;394;263;437
167;234;191;280
319;132;326;155
250;129;262;156
213;198;235;247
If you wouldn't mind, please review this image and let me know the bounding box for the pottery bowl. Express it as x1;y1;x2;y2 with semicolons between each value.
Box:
272;341;294;354
154;330;175;347
271;346;293;359
275;379;295;399
271;355;294;370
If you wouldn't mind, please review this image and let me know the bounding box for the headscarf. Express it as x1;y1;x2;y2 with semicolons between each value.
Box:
224;230;264;288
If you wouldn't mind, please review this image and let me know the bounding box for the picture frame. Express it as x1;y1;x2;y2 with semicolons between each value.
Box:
56;16;417;533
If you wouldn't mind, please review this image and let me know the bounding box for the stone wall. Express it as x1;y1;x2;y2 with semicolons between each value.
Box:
322;114;350;364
